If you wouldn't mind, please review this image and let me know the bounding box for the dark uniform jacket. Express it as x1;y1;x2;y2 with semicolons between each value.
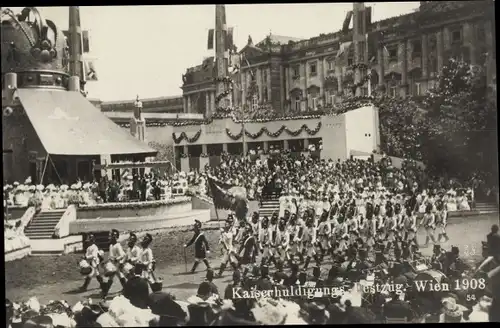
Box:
487;232;500;258
186;232;210;259
383;299;414;320
238;235;256;265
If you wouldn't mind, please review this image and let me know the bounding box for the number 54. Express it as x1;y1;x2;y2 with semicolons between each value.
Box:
467;294;476;302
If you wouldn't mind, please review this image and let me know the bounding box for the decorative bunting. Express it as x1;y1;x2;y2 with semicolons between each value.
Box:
226;122;322;140
172;130;202;144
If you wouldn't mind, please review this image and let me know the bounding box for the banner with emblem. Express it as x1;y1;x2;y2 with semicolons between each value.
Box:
82;55;98;81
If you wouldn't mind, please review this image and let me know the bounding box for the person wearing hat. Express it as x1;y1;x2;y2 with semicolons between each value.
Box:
123;264;150;309
217;221;238;278
184;220;211;274
303;218;320;270
435;200;450;243
104;229;127;296
80;234;106;294
421;204;437;247
148;291;187;326
125;233;141;267
137;233;155;281
401;207;417;246
237;224;257;271
205;269;219;296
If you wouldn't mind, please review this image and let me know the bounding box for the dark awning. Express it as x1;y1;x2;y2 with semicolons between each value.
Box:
17;89;157;157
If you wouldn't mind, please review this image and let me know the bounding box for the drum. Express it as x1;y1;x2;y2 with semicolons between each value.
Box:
413;270;447;293
103;261;117;277
79;259;92;276
123;262;134;274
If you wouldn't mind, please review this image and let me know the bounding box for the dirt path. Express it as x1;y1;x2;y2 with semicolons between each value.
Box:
6;215;496;304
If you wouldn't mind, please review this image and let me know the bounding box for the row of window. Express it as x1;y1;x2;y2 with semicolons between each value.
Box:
287;24;487;77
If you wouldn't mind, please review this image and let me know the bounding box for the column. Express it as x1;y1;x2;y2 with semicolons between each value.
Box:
241;71;247;106
100;155;112;179
263;141;269;153
256;68;262;101
222;143;228;153
205;92;210;116
210;91;216;111
421;34;428;78
187;95;192;113
401;40;408;97
202;144;207;154
183;145;189;155
463;22;476;64
303;138;309;151
280;66;285;113
266;67;272;104
183;96;188;113
377;47;384;86
285;67;291;100
283;140;289;150
242;141;248;156
436;30;444;72
301;63;307;108
319;59;325;101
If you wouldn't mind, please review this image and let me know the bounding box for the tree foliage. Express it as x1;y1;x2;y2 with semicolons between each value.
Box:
378;58;497;180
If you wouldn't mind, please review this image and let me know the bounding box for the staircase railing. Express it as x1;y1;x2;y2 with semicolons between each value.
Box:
19;207;36;232
53;205;77;238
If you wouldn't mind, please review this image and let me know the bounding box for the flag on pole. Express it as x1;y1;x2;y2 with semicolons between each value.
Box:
82;55;98;81
336;41;353;58
343;11;353;32
207;175;249;221
226;27;234;51
207;29;215;50
82;30;90;53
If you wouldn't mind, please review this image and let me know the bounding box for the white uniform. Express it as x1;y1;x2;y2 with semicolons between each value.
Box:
138;247;154;279
85;244;100;278
126;245;142;265
219;231;237;264
402;214;416;241
303;226;317;257
317;221;331;251
109;242;126;278
275;229;290;262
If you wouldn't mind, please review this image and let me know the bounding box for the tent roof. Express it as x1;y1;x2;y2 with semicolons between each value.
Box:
17;89;157;157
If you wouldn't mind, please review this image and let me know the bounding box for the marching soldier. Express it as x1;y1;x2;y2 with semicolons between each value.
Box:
104;229;127;295
317;214;331;261
303;218;320;269
385;206;398;250
276;218;290;263
422;204;437;247
184;220;211;273
217;221;238;277
435;200;450;243
402;207;417;246
79;234;106;294
125;233;142;266
138;233;155;281
237;224;257;274
258;217;270;265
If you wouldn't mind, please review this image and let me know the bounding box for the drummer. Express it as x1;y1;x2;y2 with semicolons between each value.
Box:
104;229;127;296
79;234;106;294
137;234;155;281
125;233;142;267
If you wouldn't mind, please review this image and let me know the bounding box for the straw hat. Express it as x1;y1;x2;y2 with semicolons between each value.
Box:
36;184;44;192
13;181;20;187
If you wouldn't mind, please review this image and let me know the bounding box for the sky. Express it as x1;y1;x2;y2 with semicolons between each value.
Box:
7;3;419;101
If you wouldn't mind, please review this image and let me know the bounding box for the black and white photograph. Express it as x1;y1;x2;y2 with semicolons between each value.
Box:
2;1;499;326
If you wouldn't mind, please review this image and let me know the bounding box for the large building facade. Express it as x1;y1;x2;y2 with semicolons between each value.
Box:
180;1;496;117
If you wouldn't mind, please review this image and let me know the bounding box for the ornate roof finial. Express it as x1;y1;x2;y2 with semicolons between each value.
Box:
247;35;253;46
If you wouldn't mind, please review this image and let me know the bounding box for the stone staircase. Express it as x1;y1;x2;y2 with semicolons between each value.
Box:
259;198;280;219
474;202;498;215
24;209;65;240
